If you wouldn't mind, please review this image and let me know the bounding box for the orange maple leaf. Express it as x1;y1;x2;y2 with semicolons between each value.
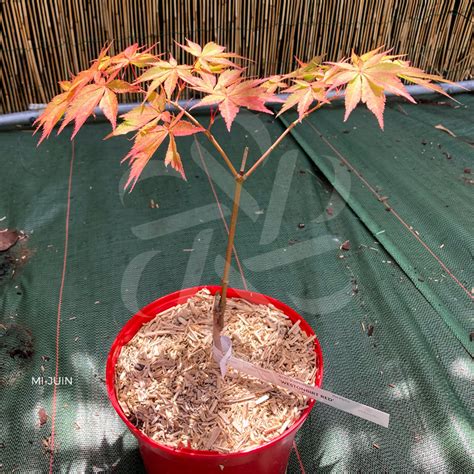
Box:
189;70;274;131
135;54;193;98
67;44;114;95
123;112;204;189
34;44;111;142
107;106;167;138
107;43;158;72
325;47;455;129
55;75;137;138
33;92;71;145
34;44;139;141
177;39;243;73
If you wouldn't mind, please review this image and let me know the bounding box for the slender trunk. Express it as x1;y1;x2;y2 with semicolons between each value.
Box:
166;100;327;348
213;148;248;350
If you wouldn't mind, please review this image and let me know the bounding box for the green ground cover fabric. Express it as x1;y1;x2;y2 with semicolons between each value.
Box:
0;95;472;473
280;94;474;356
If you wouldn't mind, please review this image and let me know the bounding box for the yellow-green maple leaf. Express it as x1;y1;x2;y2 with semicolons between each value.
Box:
135;55;193;98
178;39;242;73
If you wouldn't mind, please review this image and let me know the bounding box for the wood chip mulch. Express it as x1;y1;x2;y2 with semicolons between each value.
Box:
115;288;317;453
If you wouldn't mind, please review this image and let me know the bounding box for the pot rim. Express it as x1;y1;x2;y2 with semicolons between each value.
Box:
106;285;324;459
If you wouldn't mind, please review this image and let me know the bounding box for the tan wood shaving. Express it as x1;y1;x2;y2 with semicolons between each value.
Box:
115;288;317;453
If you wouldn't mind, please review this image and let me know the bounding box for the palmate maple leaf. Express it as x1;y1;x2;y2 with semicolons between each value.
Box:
277;79;329;120
260;75;288;94
55;76;138;138
266;56;330;121
34;45;113;143
188;70;274;131
34;44;139;142
64;43;119;97
325;47;455;129
107;91;167;137
107;43;158;72
135;54;193;98
123;111;204;189
177;39;242;73
33;92;71;144
285;55;327;81
34;77;137;143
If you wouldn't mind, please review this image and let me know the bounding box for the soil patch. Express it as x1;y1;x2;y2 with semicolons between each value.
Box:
0;323;34;387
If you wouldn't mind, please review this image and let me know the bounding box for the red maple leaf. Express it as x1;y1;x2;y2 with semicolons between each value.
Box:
123;112;204;189
188;70;274;131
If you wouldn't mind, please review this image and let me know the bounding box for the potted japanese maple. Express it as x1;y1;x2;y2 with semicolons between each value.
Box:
35;40;451;473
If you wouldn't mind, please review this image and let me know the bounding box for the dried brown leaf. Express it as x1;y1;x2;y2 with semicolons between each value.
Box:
0;230;19;252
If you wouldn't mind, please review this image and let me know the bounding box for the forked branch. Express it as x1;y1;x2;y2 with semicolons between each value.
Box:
168;99;239;178
33;40;454;343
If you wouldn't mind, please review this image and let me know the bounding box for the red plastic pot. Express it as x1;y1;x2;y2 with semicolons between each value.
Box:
106;286;324;474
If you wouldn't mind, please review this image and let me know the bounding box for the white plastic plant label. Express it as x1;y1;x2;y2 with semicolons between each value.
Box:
213;336;390;428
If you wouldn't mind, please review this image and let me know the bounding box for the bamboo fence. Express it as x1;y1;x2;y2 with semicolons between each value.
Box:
1;0;473;113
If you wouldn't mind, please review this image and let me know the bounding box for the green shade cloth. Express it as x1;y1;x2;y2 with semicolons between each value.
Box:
0;94;472;473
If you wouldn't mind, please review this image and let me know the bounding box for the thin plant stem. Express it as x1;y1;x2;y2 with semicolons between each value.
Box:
167;99;239;178
244;102;325;179
213;147;249;350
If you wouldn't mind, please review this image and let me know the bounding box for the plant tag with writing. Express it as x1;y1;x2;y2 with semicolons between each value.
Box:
213;336;390;428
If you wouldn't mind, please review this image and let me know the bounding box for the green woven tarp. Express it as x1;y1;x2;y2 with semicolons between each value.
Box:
0;94;473;473
280;95;474;356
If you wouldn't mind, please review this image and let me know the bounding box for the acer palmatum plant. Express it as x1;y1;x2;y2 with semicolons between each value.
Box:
35;41;453;348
